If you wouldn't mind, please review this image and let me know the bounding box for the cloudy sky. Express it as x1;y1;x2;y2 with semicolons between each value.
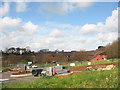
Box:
0;1;119;51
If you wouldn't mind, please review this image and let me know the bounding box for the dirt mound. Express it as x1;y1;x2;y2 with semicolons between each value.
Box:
12;71;31;75
2;68;12;72
2;67;22;72
55;73;72;78
56;75;69;78
68;62;119;72
11;68;21;71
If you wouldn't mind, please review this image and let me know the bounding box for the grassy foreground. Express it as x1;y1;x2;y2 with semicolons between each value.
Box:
3;66;119;88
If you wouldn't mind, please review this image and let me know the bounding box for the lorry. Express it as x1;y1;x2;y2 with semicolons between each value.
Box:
32;65;70;76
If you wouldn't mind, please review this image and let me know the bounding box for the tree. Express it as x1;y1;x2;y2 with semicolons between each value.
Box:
56;53;68;62
71;51;90;61
41;54;51;63
98;46;105;51
105;39;118;59
16;47;21;55
5;47;16;54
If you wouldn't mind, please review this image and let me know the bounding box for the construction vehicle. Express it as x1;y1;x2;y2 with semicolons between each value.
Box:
32;65;70;76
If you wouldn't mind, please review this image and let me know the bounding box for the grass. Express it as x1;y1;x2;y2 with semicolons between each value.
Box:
63;59;119;67
2;66;119;88
36;59;119;68
39;64;56;67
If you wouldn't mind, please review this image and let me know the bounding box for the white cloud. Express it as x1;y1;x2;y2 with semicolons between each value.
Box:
0;17;21;29
28;29;64;50
0;3;10;16
16;2;27;12
0;17;40;50
75;2;92;10
80;24;98;34
105;8;118;31
97;32;118;43
80;8;118;34
0;8;118;51
22;21;39;36
39;2;93;16
39;3;70;16
49;29;62;37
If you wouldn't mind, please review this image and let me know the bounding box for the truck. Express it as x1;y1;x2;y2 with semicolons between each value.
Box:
32;65;70;76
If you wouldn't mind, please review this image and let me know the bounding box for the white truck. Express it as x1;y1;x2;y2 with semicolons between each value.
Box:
32;65;70;76
43;66;70;76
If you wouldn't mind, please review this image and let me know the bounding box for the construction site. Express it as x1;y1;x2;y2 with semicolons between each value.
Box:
0;1;119;88
1;60;119;83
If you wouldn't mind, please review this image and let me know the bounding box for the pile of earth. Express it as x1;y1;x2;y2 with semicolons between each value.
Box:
12;71;31;75
2;68;12;72
68;62;119;72
2;67;23;72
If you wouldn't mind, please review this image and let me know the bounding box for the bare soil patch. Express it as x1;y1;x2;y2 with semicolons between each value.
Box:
56;62;119;78
68;62;119;72
12;71;31;75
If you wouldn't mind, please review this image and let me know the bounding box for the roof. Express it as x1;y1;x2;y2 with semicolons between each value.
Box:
89;50;106;60
33;50;106;60
34;51;73;56
87;50;96;56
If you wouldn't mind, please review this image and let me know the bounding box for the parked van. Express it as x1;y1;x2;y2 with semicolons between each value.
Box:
32;69;43;76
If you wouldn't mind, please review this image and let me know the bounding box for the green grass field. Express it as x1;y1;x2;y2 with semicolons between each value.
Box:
3;66;119;88
62;59;119;67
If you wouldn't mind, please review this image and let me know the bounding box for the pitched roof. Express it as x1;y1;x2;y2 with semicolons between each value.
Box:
89;50;106;60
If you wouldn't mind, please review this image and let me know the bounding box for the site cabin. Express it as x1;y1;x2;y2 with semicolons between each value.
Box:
89;50;107;62
44;65;69;76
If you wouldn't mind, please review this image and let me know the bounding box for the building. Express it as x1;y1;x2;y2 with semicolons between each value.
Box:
32;49;107;63
32;51;74;63
88;50;107;62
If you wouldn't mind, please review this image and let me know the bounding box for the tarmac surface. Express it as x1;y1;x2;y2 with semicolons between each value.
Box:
0;71;39;83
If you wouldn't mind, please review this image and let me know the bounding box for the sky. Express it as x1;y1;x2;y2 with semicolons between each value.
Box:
0;1;119;51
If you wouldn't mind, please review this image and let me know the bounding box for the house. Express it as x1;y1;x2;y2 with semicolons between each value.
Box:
32;49;107;63
88;50;107;62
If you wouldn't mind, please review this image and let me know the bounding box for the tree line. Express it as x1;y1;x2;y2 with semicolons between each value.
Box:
1;38;119;67
97;38;119;59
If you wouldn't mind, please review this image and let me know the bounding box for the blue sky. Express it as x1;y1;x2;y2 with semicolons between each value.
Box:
0;1;118;51
7;2;117;25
